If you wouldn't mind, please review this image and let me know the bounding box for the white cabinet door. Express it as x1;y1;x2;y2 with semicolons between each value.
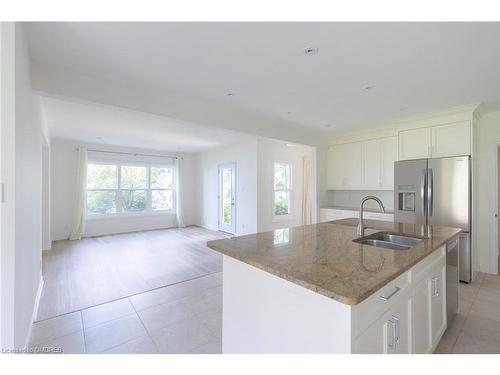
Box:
343;142;362;188
412;277;432;354
327;143;362;189
362;139;381;188
430;260;447;346
380;136;398;189
354;295;411;354
399;127;431;160
431;121;471;158
327;145;344;189
387;296;411;354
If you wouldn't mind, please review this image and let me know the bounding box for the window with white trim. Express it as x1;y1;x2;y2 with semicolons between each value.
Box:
86;162;175;217
273;162;292;216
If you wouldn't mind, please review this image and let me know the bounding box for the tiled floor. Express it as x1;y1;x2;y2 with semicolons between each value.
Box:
38;226;226;320
29;272;223;354
30;268;500;354
435;272;500;354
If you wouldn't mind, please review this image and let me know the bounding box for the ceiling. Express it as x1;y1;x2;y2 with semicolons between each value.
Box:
26;22;500;135
39;95;253;152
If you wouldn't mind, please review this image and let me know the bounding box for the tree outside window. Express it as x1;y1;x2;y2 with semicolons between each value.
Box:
274;162;291;216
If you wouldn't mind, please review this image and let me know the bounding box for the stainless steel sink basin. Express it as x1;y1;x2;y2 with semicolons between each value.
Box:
352;232;424;251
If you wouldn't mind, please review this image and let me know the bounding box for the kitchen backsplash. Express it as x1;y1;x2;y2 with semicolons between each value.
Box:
327;190;394;211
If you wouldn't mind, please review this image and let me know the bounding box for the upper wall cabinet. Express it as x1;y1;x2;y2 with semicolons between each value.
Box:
399;121;471;160
327;136;397;190
431;121;471;158
399;127;432;160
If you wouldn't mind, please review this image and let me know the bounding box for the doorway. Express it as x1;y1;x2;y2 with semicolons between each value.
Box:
218;163;236;234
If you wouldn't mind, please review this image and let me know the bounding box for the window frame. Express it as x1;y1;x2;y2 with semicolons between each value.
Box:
85;160;176;220
272;160;293;220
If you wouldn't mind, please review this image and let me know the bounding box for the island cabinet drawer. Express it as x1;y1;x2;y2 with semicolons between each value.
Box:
352;271;411;338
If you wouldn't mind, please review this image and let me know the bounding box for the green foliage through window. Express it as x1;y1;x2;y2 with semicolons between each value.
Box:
273;162;291;216
86;162;175;216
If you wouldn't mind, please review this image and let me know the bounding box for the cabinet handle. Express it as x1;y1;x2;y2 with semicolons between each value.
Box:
432;277;439;297
387;316;400;349
379;286;401;301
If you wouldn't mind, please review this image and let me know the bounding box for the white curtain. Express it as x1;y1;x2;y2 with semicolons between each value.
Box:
175;157;186;228
302;156;312;225
69;146;88;240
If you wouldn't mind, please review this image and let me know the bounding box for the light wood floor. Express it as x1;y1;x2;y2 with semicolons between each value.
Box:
37;226;226;321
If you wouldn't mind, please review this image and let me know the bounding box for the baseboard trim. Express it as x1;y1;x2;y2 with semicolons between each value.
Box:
24;275;44;349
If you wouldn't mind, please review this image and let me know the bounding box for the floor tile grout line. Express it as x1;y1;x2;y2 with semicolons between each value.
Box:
450;277;484;353
129;296;161;354
80;311;88;354
34;270;223;324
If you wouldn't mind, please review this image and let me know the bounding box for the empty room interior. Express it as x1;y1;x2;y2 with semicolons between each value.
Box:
1;20;500;356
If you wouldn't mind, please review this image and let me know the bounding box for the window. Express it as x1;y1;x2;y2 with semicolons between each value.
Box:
273;162;291;216
86;162;175;217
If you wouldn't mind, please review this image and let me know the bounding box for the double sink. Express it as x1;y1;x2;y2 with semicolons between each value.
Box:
352;232;424;251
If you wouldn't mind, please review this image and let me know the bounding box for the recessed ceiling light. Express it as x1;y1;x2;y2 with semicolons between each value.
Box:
325;124;334;128
304;46;318;55
226;92;235;97
286;111;292;115
363;85;375;91
285;143;293;147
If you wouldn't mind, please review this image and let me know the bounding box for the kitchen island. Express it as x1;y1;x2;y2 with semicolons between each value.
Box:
207;219;461;354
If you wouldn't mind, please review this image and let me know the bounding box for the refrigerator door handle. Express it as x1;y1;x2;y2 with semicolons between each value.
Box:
428;168;434;217
421;169;427;218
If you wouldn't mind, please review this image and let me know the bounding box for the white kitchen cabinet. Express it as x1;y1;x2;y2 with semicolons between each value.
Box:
399;121;471;161
380;136;398;188
411;247;447;353
328;136;397;190
354;292;411;354
327;145;344;189
353;246;447;354
399;127;432;160
412;277;432;354
362;139;381;188
430;259;447;345
431;121;471;158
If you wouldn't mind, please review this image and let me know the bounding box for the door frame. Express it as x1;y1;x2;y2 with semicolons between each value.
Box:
218;162;236;234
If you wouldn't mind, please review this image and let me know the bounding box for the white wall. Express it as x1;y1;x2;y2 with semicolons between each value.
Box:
195;140;258;235
474;111;500;274
257;138;315;232
0;23;43;349
50;138;198;240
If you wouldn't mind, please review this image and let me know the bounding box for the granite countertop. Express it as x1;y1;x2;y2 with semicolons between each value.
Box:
321;206;395;214
207;219;461;305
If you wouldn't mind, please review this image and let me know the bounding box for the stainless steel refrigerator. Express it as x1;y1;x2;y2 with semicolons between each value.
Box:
394;156;471;282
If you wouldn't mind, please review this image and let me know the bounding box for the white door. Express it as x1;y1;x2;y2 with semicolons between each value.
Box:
218;163;236;234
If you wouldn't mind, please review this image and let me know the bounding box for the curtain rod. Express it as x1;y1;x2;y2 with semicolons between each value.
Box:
75;147;180;159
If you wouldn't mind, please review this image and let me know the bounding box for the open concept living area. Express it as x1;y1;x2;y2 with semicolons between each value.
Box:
1;3;500;369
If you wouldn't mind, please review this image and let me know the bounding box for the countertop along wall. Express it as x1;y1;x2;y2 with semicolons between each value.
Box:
50;138;198;240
